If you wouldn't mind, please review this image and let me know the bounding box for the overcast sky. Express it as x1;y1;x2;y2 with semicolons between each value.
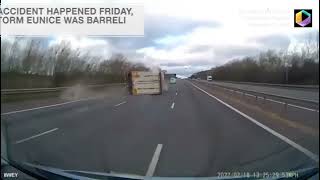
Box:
4;0;320;77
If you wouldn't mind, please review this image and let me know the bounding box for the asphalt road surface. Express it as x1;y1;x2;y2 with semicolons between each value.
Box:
1;79;319;177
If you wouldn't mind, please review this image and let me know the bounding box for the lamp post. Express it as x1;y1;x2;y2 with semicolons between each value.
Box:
284;61;292;84
285;62;288;84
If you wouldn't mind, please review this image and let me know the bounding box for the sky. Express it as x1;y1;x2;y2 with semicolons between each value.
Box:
2;0;320;77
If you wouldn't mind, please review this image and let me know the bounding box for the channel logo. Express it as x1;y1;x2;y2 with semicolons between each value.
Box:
294;9;312;27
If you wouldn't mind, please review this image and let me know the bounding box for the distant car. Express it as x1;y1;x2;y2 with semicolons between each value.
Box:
207;76;212;81
170;77;177;84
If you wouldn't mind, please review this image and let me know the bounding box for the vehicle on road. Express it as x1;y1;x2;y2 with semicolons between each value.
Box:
170;77;177;84
128;71;163;95
207;75;212;81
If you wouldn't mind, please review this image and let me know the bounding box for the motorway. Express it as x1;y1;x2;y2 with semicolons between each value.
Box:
1;79;319;177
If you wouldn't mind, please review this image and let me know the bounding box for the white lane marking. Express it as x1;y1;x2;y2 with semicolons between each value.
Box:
171;102;175;109
190;82;319;163
236;91;242;94
246;93;256;98
266;98;285;105
145;144;163;178
1;97;96;116
288;103;319;112
114;101;127;107
14;128;59;144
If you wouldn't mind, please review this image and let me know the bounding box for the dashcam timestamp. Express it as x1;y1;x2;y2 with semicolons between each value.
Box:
217;171;299;178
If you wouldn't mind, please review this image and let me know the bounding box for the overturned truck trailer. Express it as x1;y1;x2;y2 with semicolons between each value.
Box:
128;71;165;95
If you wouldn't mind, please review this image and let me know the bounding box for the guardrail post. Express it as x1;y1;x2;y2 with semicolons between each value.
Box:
284;102;288;112
263;96;266;104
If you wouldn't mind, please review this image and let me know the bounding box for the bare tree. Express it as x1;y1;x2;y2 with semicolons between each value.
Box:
1;37;150;87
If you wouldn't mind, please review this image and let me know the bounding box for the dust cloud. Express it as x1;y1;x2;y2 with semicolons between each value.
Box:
60;84;126;101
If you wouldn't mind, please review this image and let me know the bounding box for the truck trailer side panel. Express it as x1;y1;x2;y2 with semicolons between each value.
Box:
130;71;162;95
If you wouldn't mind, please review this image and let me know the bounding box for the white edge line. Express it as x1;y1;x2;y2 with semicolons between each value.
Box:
266;98;285;105
171;102;175;109
189;82;319;163
145;144;163;178
114;101;127;107
1;97;96;116
245;94;256;98
288;103;319;112
14;128;59;144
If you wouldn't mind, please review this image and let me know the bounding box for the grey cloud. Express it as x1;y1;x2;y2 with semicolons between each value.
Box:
213;45;259;60
160;45;259;70
159;62;185;67
163;65;212;77
294;30;319;43
146;15;220;44
187;45;212;53
159;57;215;67
105;15;220;50
171;34;294;76
169;68;197;76
254;34;291;49
160;58;218;77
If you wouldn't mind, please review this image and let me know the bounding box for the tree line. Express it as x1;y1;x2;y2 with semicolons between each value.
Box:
191;33;319;85
1;38;148;88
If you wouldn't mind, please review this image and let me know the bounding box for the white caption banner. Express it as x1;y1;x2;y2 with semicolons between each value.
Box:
0;3;144;36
